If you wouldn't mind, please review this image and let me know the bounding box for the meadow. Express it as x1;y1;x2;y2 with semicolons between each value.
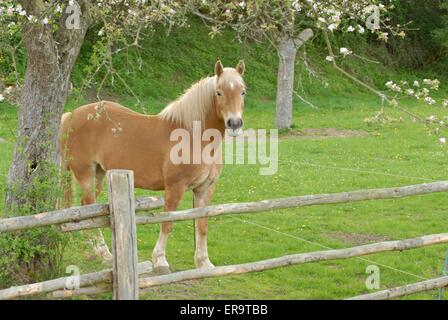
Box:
1;20;447;299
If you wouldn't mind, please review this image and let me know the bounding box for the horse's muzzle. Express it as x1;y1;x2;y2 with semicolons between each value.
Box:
226;118;243;130
226;118;243;137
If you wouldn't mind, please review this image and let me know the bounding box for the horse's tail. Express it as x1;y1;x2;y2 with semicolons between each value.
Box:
58;112;74;209
59;167;73;209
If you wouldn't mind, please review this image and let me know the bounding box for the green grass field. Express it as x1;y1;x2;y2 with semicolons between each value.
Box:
1;94;447;299
1;20;448;300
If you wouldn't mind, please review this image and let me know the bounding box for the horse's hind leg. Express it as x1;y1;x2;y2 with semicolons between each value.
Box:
95;165;106;198
92;165;112;262
73;163;112;262
73;164;96;206
152;184;186;274
193;184;216;269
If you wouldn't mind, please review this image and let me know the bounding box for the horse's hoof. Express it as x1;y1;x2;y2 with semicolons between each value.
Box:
153;266;171;275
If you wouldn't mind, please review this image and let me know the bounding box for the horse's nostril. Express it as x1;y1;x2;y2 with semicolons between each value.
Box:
227;118;243;129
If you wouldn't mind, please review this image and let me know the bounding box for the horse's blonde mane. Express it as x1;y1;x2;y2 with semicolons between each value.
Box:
159;76;217;129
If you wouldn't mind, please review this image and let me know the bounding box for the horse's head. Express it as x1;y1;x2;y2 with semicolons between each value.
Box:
214;60;246;137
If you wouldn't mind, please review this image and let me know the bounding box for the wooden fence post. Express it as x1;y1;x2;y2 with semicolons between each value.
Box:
107;170;139;300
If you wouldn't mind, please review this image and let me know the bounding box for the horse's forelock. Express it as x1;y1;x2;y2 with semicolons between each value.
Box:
218;68;245;88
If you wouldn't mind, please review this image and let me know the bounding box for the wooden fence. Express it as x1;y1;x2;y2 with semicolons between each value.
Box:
0;170;447;300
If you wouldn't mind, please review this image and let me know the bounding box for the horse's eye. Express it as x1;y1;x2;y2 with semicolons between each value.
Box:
216;91;222;96
242;91;246;96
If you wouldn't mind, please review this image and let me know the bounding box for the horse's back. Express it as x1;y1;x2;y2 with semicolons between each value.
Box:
59;101;140;156
61;101;142;129
59;101;170;189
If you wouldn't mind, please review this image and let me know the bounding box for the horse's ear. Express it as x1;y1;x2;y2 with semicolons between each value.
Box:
236;60;245;76
215;60;224;77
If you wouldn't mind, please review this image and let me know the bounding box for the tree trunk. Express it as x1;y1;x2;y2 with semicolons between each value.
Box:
275;29;313;129
6;2;90;212
275;37;297;130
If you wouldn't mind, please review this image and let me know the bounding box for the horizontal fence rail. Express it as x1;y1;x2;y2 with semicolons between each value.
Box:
137;233;448;291
0;261;153;300
347;276;448;300
0;196;164;233
2;233;446;299
58;181;448;233
1;178;447;300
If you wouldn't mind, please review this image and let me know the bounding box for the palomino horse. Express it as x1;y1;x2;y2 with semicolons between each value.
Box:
59;60;246;273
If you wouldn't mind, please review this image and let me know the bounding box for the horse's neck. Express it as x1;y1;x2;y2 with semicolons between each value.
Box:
203;104;225;137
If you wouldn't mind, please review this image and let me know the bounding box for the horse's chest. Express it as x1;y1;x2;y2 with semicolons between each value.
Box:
188;165;221;191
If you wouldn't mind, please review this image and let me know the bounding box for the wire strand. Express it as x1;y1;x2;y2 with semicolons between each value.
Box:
230;216;429;281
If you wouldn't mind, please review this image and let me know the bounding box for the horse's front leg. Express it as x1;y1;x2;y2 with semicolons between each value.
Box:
193;184;216;269
152;184;185;274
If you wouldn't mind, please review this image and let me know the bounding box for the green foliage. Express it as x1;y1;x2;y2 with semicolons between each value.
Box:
433;1;448;48
71;17;280;110
387;0;448;70
0;27;24;85
0;227;67;289
69;16;448;118
0;131;70;288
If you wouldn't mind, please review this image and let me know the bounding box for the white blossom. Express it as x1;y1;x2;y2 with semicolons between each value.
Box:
328;23;338;31
378;32;389;42
339;47;352;56
424;97;436;105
